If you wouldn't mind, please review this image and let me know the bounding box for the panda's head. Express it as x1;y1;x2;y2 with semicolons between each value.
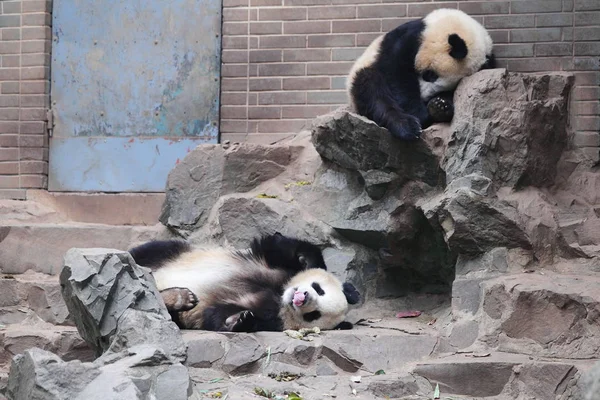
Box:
416;9;495;101
281;268;360;330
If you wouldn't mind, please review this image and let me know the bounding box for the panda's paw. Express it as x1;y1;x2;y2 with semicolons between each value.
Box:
160;287;198;312
389;116;422;141
227;310;257;332
427;96;454;123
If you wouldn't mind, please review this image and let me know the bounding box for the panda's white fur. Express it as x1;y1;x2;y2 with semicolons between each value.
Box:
280;268;349;330
416;9;493;100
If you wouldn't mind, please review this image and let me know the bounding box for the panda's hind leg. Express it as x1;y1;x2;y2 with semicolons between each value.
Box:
160;287;198;312
427;91;454;123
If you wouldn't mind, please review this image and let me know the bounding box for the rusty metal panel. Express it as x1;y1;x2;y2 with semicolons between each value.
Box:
49;0;221;192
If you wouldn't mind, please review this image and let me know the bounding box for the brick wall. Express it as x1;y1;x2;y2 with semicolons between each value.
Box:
220;0;600;159
0;0;51;198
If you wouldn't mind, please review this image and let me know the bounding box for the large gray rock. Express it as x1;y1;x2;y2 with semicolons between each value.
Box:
160;143;301;235
6;346;191;400
311;107;444;191
445;69;574;190
59;248;185;361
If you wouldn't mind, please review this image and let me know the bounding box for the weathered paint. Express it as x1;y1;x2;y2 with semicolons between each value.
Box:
49;137;203;192
49;0;221;191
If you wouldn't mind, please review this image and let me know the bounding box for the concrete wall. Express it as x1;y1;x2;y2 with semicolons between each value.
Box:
219;0;600;154
0;0;51;199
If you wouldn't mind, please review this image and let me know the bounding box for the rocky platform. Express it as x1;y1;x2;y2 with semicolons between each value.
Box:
2;69;600;399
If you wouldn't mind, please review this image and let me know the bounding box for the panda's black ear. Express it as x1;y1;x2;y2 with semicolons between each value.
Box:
342;282;360;305
448;34;468;60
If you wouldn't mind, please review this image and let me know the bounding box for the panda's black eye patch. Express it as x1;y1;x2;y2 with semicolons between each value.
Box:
422;70;438;83
303;311;322;322
311;282;325;296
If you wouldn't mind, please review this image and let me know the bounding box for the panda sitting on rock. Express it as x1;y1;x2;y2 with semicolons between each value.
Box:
347;9;496;141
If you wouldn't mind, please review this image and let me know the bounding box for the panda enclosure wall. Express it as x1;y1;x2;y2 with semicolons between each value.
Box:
0;0;598;194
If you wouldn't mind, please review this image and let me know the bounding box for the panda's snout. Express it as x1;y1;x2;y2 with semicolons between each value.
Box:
292;290;309;307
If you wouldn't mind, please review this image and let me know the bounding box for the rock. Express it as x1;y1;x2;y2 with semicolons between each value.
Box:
445;69;573;190
159;143;301;235
221;333;264;375
480;273;600;359
421;187;531;255
59;248;184;361
311;107;444;189
580;361;600;400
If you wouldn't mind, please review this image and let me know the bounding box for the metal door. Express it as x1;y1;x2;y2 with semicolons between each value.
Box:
49;0;221;192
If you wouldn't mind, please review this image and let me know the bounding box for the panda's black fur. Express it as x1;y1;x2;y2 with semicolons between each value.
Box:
347;9;496;141
128;233;359;333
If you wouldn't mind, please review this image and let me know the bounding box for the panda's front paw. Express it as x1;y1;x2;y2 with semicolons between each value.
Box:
427;96;454;123
388;116;422;141
226;310;257;332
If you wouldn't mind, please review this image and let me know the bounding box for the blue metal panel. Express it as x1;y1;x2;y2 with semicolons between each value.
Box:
49;137;202;192
49;0;221;191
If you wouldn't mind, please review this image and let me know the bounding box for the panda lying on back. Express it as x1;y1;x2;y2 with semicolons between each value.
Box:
129;233;360;332
347;9;496;141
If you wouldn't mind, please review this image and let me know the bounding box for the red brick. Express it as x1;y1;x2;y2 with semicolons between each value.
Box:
258;91;306;105
0;176;19;189
21;54;50;67
260;35;306;49
408;3;457;17
575;12;600;26
307;62;352;75
307;90;347;104
513;0;562;13
574;86;600;101
22;1;51;13
221;92;247;105
19;174;47;189
357;4;406;18
308;6;355;20
0;42;19;55
573;132;600;147
575;42;600;56
0;121;19;133
574;27;600;41
332;19;380;33
284;20;330;34
223;22;249;35
283;77;330;90
21;40;51;54
250;37;259;49
20;121;45;134
536;13;573;27
575;0;600;11
224;0;248;7
0;95;19;107
221;120;249;133
19;135;45;147
20;147;46;161
221;106;247;119
285;0;330;5
283;48;330;62
251;0;282;5
248;106;281;119
22;27;51;40
0;108;18;120
535;43;572;57
0;15;20;28
0;68;19;81
222;50;248;64
0;134;18;146
0;148;18;161
502;58;563;72
332;48;365;61
259;8;307;21
488;30;509;44
250;9;258;21
2;2;22;14
0;161;18;175
382;18;413;32
248;92;258;105
19;161;47;175
222;78;248;91
357;33;381;46
458;1;509;15
575;102;600;116
250;50;282;63
2;29;21;41
21;67;49;80
22;13;51;27
222;36;248;49
281;105;331;118
250;22;282;34
486;15;535;29
2;56;20;68
221;64;248;77
308;34;355;48
223;8;249;21
249;78;282;91
575;117;600;131
258;63;306;76
511;28;562;43
256;119;307;133
20;108;46;121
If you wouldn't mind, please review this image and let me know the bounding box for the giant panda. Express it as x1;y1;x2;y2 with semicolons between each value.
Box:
347;8;496;141
128;233;360;332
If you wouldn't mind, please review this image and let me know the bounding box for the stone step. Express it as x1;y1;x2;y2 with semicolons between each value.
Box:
412;352;592;399
0;222;169;275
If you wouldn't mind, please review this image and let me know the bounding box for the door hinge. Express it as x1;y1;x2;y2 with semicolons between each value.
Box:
46;108;54;137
